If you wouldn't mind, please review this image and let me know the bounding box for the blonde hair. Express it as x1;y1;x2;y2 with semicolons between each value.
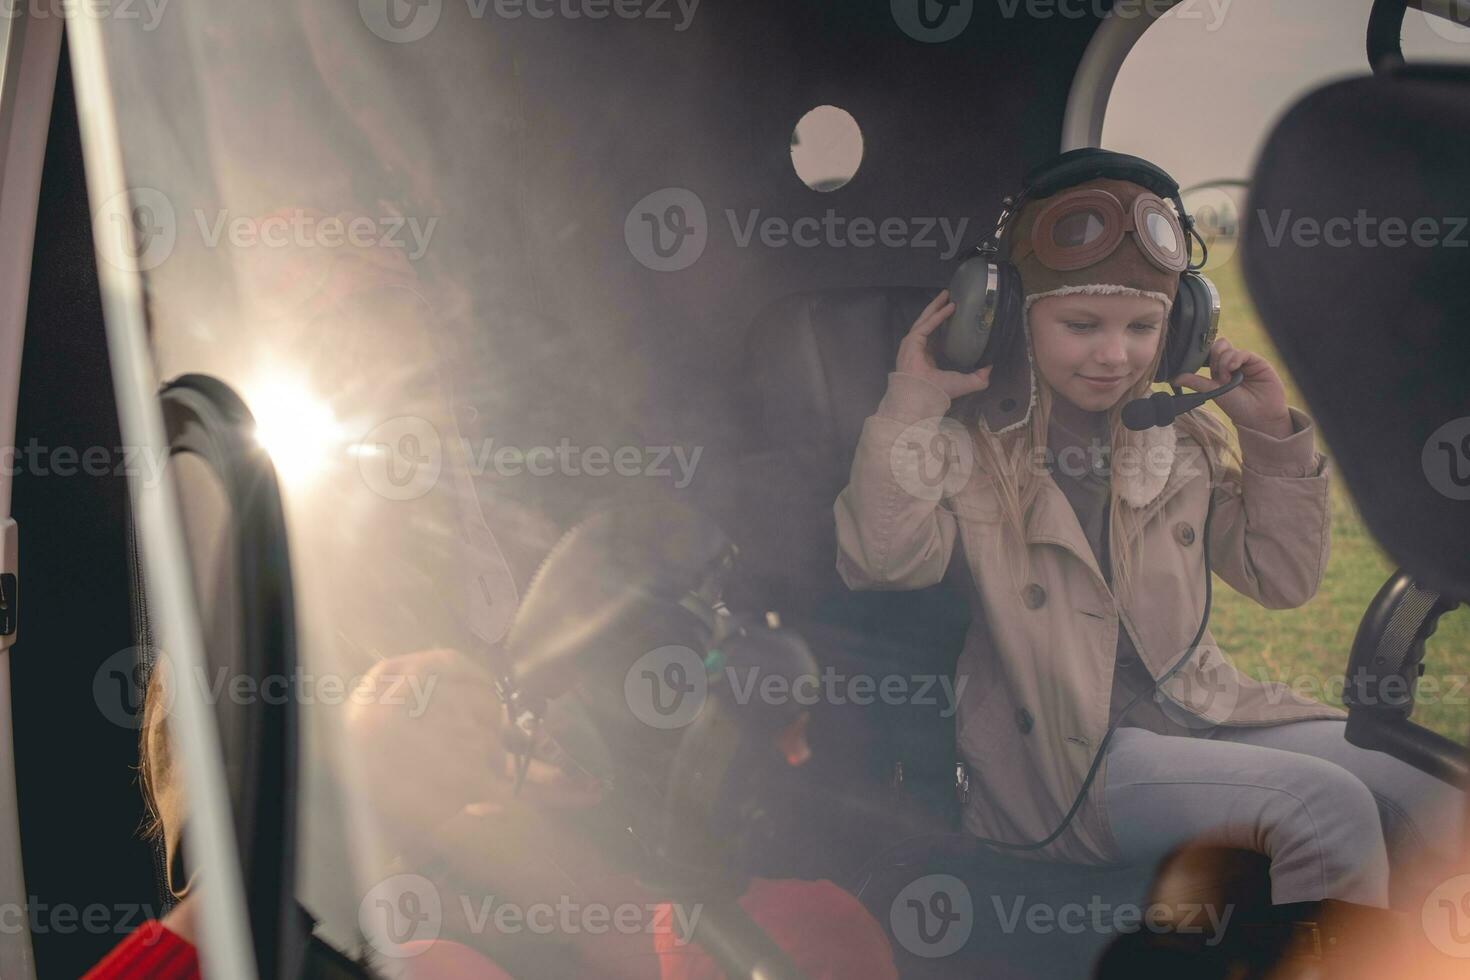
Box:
138;658;189;898
953;313;1241;604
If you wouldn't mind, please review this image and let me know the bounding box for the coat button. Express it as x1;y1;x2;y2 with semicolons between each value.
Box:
1174;521;1196;546
1015;707;1033;734
1023;583;1047;609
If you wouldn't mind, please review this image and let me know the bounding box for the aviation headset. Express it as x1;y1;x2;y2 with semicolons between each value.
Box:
938;147;1222;394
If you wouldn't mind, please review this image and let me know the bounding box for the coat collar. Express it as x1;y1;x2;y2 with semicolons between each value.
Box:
1023;421;1186;592
963;326;1181;511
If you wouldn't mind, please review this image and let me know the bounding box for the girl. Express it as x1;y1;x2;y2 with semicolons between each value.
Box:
834;164;1465;921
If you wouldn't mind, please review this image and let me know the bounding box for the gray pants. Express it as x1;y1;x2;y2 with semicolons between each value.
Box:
1102;720;1467;909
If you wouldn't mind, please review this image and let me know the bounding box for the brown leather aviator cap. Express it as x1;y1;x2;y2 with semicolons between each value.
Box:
1009;177;1186;305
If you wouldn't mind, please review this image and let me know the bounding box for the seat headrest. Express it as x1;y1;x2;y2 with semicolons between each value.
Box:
743;287;935;462
1243;65;1470;600
735;288;933;605
733;286;976;649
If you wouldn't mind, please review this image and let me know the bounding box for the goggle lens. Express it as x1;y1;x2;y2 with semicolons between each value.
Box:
1052;208;1108;249
1144;210;1179;254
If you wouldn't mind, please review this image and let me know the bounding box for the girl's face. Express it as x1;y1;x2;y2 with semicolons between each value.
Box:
1028;293;1167;412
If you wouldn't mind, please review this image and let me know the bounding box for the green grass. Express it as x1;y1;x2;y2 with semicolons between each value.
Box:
1196;257;1469;741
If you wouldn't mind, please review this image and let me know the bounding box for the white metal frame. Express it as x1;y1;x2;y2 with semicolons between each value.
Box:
67;13;258;980
0;9;63;978
1060;0;1176;152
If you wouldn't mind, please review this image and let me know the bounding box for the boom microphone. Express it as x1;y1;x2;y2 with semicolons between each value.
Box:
1122;370;1245;431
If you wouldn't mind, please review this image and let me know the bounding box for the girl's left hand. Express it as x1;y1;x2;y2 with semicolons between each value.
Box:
1171;337;1293;437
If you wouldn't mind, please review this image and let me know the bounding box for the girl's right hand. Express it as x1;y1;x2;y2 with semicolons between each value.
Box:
895;289;993;399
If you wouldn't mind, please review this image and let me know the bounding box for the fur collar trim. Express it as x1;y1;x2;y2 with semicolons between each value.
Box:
1023;283;1174;316
1115;421;1177;509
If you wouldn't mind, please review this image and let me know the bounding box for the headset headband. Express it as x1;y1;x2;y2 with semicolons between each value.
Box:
1022;147;1181;200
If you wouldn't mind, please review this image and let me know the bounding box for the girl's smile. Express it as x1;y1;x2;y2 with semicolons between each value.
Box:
1028;292;1166;412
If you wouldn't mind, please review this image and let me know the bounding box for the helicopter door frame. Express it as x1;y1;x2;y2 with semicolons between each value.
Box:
0;10;63;980
66;10;259;980
1060;0;1171;152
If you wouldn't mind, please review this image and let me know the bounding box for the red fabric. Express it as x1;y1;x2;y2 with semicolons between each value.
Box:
80;885;889;979
80;925;513;980
654;878;898;980
82;921;200;980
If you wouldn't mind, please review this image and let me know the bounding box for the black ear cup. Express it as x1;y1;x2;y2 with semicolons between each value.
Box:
938;255;999;372
1156;272;1221;382
937;256;1025;373
988;259;1025;369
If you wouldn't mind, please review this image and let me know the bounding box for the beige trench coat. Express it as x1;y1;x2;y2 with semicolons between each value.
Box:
834;372;1347;866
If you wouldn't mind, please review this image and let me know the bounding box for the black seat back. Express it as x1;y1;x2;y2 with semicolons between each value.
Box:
729;287;976;869
734;286;971;655
1243;64;1470;600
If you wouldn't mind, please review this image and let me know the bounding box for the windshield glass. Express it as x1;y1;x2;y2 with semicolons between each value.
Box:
91;2;702;960
80;2;1469;976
